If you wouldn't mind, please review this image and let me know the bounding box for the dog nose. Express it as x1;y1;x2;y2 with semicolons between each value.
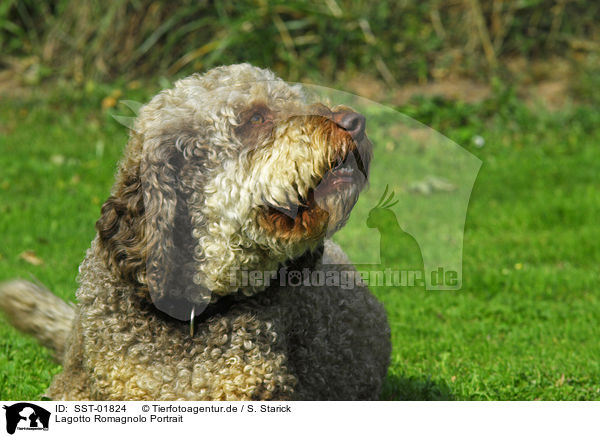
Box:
333;111;366;139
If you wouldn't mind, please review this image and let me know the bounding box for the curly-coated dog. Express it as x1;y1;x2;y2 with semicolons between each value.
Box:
0;64;390;400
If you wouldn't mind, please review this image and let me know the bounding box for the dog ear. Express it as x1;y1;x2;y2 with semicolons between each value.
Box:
96;133;208;320
95;143;148;288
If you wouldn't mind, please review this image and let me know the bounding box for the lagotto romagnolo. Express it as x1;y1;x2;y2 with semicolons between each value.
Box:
0;64;391;400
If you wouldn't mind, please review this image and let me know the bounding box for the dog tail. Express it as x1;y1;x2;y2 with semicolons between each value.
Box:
0;279;75;360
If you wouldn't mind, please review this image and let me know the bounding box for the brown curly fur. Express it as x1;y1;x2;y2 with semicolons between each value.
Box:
0;64;391;400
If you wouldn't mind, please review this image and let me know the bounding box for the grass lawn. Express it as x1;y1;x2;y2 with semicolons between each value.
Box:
1;84;599;400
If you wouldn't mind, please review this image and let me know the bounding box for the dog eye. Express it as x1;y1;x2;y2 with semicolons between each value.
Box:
250;113;265;124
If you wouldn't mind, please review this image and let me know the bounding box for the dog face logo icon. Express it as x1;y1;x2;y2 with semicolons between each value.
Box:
3;403;50;434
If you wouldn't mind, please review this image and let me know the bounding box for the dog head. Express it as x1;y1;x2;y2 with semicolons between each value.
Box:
96;64;372;319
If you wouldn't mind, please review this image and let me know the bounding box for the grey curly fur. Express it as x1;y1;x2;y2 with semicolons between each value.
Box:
1;64;391;400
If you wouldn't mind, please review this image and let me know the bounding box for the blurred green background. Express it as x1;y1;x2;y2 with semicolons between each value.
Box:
1;0;599;87
1;0;599;400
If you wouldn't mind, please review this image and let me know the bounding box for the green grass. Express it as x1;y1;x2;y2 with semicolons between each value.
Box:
1;84;599;400
0;86;131;399
373;95;600;400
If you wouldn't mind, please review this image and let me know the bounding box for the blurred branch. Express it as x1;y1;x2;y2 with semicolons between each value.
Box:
567;38;600;52
547;0;566;49
358;17;397;87
168;39;221;76
491;0;517;53
466;0;497;70
430;5;446;40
